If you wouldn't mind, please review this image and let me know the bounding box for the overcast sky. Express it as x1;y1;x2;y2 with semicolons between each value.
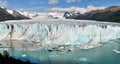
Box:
0;0;120;12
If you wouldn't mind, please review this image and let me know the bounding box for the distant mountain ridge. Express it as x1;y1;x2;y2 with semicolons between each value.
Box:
64;6;120;22
0;7;29;21
0;6;120;22
18;11;65;19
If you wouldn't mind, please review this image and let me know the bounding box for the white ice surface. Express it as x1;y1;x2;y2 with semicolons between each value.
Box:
0;19;120;45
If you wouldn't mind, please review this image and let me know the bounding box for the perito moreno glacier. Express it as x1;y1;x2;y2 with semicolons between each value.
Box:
0;19;120;47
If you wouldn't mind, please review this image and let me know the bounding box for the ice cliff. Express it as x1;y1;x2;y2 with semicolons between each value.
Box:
0;19;120;45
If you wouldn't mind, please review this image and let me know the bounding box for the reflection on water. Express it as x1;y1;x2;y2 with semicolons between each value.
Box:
0;40;120;64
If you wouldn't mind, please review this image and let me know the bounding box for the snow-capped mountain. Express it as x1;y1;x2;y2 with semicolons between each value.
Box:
64;6;120;22
0;7;15;21
17;11;38;18
64;12;81;19
0;7;29;21
18;11;65;19
5;8;29;20
47;12;65;19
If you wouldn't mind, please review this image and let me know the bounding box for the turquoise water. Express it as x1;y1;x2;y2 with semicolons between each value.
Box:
0;40;120;64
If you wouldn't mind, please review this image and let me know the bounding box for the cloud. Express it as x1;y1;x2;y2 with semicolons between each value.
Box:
29;1;37;6
66;0;80;3
19;6;49;12
47;5;106;14
48;0;58;5
29;0;47;6
48;0;80;5
0;0;7;7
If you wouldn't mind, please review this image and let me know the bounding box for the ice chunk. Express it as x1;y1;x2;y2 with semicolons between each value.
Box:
22;54;27;57
78;57;87;62
74;57;87;62
112;49;120;53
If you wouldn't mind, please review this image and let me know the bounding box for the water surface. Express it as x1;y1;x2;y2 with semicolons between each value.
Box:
0;40;120;64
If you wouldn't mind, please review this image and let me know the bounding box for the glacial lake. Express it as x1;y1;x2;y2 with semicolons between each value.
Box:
0;39;120;64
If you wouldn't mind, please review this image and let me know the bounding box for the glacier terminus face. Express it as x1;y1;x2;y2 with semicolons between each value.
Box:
0;19;120;48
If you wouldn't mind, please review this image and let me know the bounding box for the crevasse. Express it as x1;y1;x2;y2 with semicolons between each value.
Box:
0;21;120;45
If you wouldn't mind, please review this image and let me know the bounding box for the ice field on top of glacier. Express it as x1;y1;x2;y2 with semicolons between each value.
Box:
0;19;120;45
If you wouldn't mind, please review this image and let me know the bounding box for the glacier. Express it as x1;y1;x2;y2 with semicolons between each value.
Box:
0;19;120;46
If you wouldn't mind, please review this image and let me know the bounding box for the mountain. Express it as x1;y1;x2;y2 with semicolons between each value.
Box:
18;11;65;19
0;7;29;21
64;12;81;19
64;6;120;22
0;7;15;21
17;11;39;18
6;9;29;20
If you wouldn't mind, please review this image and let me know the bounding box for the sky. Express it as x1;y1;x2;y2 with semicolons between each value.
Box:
0;0;120;12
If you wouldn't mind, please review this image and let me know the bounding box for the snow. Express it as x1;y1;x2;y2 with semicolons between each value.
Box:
17;11;37;18
47;12;65;19
17;11;65;19
6;9;13;15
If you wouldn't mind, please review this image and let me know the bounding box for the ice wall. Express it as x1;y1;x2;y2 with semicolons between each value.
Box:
0;20;120;45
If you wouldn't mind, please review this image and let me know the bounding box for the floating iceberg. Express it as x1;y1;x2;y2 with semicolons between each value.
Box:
112;49;120;53
78;57;87;62
74;57;87;62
